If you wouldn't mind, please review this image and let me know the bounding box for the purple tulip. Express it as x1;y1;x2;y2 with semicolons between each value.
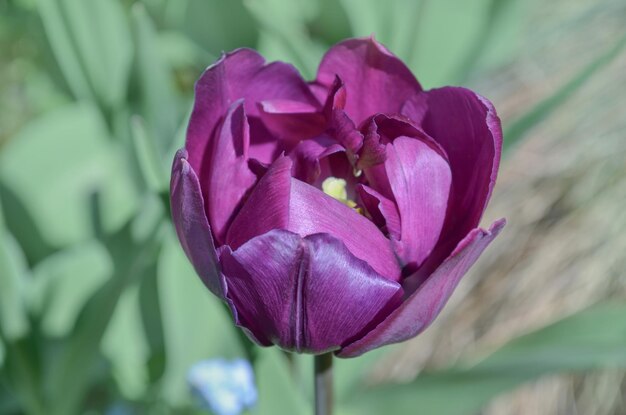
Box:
170;37;505;357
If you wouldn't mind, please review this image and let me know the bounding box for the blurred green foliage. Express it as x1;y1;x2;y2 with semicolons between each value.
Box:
0;0;624;414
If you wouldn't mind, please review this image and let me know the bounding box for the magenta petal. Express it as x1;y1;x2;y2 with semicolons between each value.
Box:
186;48;319;171
338;219;506;358
205;100;257;243
356;185;401;238
170;149;225;298
288;136;345;183
289;179;401;282
226;156;292;249
385;137;452;267
403;87;503;272
258;99;326;143
221;229;403;354
315;37;422;125
227;155;401;281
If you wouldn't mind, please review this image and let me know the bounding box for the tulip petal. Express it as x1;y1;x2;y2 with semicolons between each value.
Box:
170;149;226;298
186;48;319;171
205;100;258;244
289;179;401;282
356;185;401;238
315;37;422;125
288;136;345;183
227;157;402;282
338;219;505;358
385;136;452;268
221;230;403;354
226;156;292;249
258;99;326;144
403;87;502;274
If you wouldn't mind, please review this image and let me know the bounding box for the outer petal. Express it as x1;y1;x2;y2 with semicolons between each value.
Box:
403;87;502;276
220;230;403;354
315;37;422;125
186;48;319;171
227;157;402;282
384;136;451;268
170;149;225;298
337;219;505;358
206;100;257;243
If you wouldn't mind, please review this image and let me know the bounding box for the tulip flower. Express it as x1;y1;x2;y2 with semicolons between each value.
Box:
171;37;504;358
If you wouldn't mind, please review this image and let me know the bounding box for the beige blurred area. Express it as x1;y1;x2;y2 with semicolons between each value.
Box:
376;1;626;414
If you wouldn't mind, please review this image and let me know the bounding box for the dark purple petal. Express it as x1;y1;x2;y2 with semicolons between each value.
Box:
258;99;326;144
226;156;292;249
315;37;422;125
403;87;502;275
288;136;345;183
221;230;403;354
356;184;401;238
289;179;401;282
186;48;319;171
384;137;452;268
337;219;505;358
205;100;257;244
227;157;402;282
170;149;226;298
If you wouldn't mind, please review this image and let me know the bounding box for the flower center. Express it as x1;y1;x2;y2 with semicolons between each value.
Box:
322;177;358;210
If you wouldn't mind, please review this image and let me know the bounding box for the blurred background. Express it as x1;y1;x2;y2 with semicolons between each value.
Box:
1;0;625;414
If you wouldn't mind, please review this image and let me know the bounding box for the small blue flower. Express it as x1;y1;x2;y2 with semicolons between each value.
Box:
187;358;257;415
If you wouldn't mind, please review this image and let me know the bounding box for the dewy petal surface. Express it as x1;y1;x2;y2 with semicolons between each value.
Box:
206;100;257;244
227;157;402;282
315;37;422;125
170;149;225;298
338;219;505;358
403;87;502;275
221;229;403;354
186;48;319;171
385;136;451;267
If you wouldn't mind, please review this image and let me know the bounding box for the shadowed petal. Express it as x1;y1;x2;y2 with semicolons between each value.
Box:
221;230;403;354
337;219;505;358
315;37;422;125
402;87;502;276
170;149;225;298
356;185;401;238
206;100;257;244
385;136;452;268
186;48;319;171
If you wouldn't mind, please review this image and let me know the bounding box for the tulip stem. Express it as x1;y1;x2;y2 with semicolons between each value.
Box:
314;353;333;415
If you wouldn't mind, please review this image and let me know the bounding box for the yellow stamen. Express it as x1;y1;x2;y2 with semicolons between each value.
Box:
321;177;361;213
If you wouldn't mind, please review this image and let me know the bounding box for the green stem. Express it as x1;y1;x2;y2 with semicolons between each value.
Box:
314;353;333;415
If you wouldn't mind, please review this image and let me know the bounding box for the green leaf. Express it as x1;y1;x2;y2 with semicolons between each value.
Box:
245;0;325;78
504;32;626;150
102;282;150;399
157;228;246;406
30;241;111;338
340;0;497;87
255;349;310;415
0;231;30;341
37;0;133;109
131;4;180;160
0;103;138;250
130;116;168;193
344;303;626;415
178;0;258;56
45;213;164;415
